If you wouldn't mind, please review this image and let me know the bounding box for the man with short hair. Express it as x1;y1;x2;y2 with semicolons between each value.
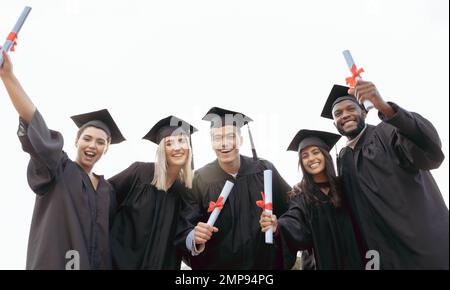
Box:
177;107;290;270
321;81;449;269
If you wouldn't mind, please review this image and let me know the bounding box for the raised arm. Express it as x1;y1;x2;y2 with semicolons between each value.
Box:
0;51;36;123
350;80;444;170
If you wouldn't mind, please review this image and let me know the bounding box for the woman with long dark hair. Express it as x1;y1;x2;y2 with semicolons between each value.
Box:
260;129;363;270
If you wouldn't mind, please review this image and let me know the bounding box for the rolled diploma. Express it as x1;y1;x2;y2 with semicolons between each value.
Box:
206;180;234;227
342;49;374;110
264;170;273;244
0;6;32;66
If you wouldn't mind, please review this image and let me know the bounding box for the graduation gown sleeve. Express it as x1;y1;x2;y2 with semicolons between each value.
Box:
108;162;141;205
18;110;65;195
277;194;313;269
174;181;203;256
378;102;444;170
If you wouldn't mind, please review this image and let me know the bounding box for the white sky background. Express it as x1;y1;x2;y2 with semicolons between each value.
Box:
0;0;448;269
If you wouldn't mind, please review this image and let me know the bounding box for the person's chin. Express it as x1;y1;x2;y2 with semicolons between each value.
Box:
168;158;187;167
307;169;321;176
177;160;187;167
345;129;360;138
219;155;237;164
80;159;96;169
340;126;362;138
343;122;357;131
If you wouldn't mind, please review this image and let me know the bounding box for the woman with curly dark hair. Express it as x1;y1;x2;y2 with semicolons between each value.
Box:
260;129;364;270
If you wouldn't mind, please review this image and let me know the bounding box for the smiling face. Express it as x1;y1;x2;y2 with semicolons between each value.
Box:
210;125;242;165
300;145;326;177
164;134;190;168
332;100;366;139
75;126;110;172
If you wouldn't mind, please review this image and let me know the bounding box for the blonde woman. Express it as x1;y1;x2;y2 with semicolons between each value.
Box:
109;116;197;269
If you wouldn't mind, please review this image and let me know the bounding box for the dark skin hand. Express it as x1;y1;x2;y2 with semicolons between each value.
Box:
348;80;395;118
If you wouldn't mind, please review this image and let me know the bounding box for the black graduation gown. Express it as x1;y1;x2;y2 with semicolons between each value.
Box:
338;102;449;269
277;189;364;270
177;155;291;270
18;110;115;270
108;162;187;269
300;249;316;270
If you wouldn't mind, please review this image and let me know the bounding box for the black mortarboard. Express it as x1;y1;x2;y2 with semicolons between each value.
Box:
143;115;198;169
287;129;341;153
142;115;198;145
202;107;258;160
70;109;126;144
320;84;363;119
202;107;253;128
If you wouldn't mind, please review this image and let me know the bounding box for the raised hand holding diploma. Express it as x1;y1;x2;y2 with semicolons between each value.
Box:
206;180;234;227
0;6;32;67
342;50;374;111
256;170;273;244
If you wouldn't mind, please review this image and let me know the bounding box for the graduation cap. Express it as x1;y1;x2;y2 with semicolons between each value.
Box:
287;129;341;153
143;115;198;168
70;109;126;144
143;115;198;145
320;84;364;119
202;106;258;160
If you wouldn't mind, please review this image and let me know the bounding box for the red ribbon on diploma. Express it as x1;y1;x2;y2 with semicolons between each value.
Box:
256;191;273;210
345;64;364;87
207;196;224;213
7;32;18;52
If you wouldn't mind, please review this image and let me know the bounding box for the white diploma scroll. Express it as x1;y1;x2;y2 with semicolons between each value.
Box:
0;7;32;66
342;49;374;111
264;170;273;244
206;180;234;227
